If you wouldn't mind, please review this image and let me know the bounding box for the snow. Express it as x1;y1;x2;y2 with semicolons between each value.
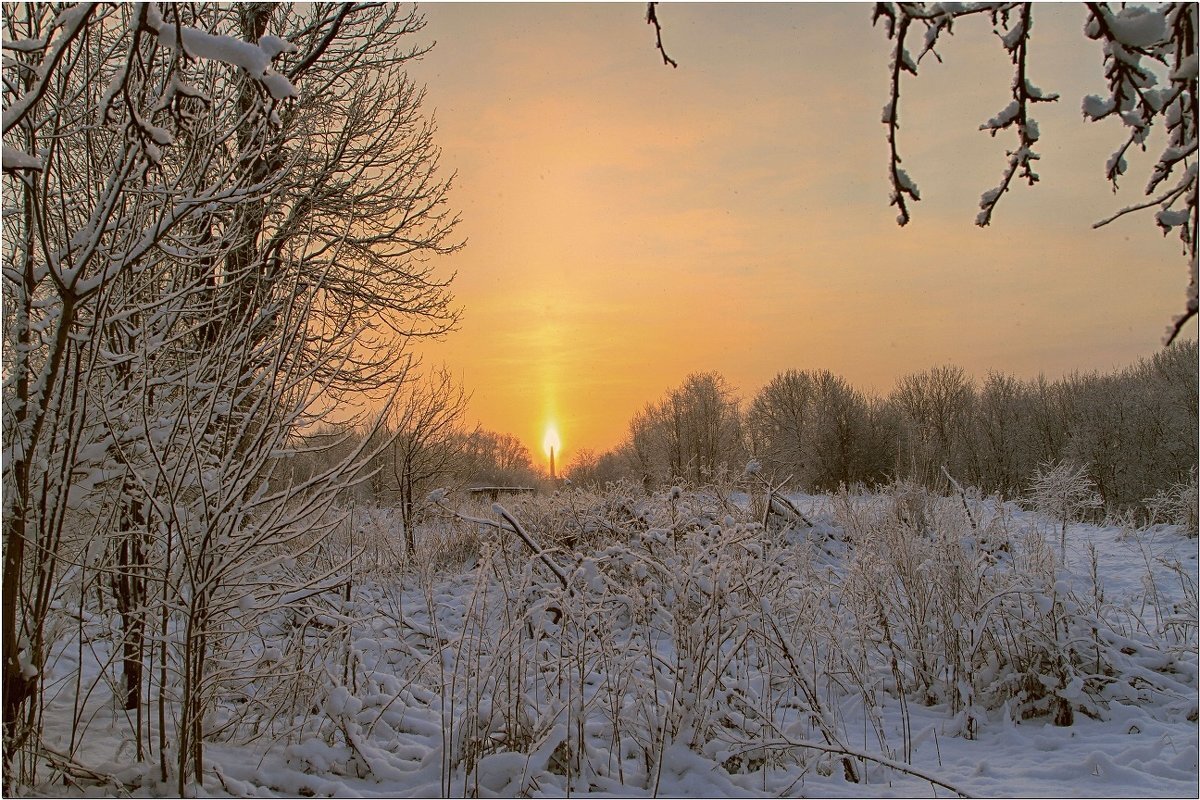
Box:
1157;208;1190;229
1106;6;1168;49
894;167;920;198
981;100;1020;131
26;487;1199;797
1082;94;1116;120
1173;54;1200;82
2;36;46;53
154;24;298;100
3;144;42;171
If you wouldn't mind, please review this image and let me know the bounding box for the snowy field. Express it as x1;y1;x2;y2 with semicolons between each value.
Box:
35;484;1198;798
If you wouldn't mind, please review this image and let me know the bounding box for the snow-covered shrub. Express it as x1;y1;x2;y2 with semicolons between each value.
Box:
397;485;872;792
1159;560;1198;647
35;479;1197;796
1145;469;1199;536
833;481;1169;733
1027;459;1103;555
838;484;1008;739
981;529;1103;728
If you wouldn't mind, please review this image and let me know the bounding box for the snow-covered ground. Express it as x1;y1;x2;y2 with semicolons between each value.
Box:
33;487;1199;797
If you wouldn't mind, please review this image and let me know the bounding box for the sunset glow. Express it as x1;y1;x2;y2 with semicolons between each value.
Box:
409;4;1197;457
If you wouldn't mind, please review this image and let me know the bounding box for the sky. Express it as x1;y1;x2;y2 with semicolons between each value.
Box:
402;2;1197;470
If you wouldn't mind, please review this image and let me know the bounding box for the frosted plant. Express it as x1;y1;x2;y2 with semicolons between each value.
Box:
1027;459;1103;557
1145;468;1199;535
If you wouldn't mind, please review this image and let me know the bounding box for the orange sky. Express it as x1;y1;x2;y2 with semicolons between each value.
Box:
404;3;1197;470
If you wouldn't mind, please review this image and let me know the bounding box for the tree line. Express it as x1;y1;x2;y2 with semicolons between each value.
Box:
566;342;1198;517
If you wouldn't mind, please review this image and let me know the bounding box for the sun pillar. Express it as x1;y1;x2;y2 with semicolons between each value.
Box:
544;425;561;481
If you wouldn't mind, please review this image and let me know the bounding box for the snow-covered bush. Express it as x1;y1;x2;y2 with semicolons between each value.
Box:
18;476;1198;796
832;481;1192;736
217;482;1187;795
1145;469;1199;536
1027;459;1103;555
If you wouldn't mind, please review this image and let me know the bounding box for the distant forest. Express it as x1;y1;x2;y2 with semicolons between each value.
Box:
301;342;1197;524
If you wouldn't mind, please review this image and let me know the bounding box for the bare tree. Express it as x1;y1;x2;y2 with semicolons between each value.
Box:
969;372;1037;496
890;366;976;488
459;429;539;487
627;372;744;487
383;364;470;552
565;448;600;484
747;370;817;488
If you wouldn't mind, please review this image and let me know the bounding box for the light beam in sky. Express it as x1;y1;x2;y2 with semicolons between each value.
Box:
543;425;561;458
544;425;562;479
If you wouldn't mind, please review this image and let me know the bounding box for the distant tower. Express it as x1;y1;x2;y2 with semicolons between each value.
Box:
550;446;556;480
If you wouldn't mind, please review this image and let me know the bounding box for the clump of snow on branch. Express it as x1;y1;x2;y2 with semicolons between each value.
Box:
150;21;298;100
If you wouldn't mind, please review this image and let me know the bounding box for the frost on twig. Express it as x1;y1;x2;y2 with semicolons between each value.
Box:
874;6;920;225
874;3;1059;227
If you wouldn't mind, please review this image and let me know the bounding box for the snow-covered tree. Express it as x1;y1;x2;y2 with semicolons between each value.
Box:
2;2;458;788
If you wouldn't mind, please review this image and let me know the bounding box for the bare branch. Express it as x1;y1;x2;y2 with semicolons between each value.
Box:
646;2;678;69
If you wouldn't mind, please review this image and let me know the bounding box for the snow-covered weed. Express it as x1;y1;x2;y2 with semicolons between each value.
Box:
1145;469;1199;536
223;483;1190;795
33;482;1198;796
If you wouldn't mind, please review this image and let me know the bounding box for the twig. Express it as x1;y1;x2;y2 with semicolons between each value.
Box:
768;490;814;528
493;503;570;588
431;499;568;588
1166;307;1198;346
941;466;978;530
646;2;677;68
749;471;813;527
727;737;972;797
38;741;128;795
760;611;861;783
